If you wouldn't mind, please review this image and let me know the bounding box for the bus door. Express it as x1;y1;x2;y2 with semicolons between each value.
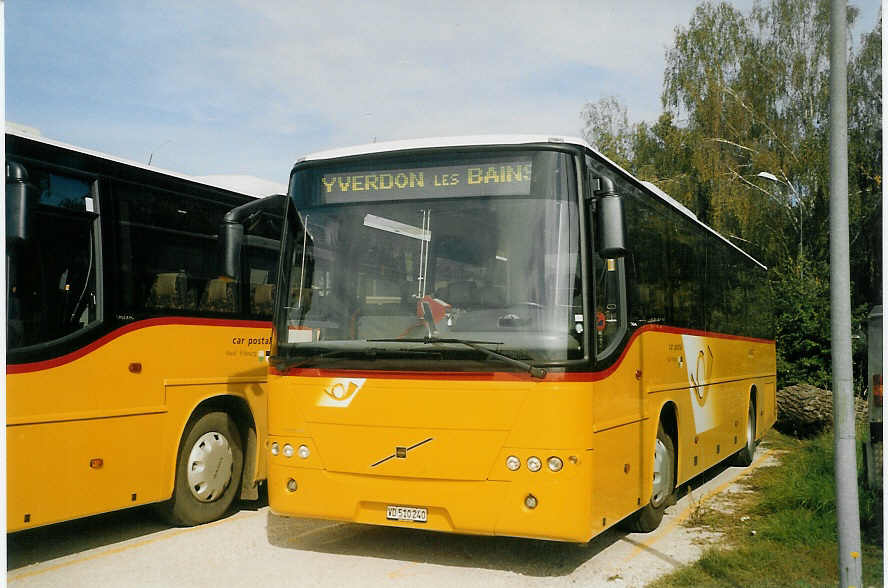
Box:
586;167;639;524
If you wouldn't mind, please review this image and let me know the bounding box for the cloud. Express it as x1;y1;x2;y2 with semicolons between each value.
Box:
9;0;877;180
148;1;687;159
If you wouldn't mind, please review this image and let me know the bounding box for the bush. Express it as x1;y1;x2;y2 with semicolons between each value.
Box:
771;260;832;390
771;259;871;394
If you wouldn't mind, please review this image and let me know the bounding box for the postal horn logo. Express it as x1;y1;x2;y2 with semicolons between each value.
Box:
682;334;716;434
318;378;366;407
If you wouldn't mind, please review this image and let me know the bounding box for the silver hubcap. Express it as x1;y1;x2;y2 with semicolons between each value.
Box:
651;437;672;507
187;431;234;502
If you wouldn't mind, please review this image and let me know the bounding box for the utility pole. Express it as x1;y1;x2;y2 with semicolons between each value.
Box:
829;0;862;586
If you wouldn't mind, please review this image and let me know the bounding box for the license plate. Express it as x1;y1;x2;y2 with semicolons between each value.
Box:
386;505;427;523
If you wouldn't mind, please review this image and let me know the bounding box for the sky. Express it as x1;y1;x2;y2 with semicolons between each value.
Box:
5;1;882;186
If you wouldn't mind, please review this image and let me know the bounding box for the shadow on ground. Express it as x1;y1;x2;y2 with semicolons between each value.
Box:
7;490;267;571
264;458;755;578
266;511;631;577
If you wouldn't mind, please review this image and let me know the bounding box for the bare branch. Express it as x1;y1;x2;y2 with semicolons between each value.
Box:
705;137;758;153
722;87;799;163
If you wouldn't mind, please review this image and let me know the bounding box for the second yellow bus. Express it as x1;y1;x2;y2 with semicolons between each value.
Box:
258;135;776;541
6;131;283;531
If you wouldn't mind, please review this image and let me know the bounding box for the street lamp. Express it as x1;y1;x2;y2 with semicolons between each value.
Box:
756;171;804;261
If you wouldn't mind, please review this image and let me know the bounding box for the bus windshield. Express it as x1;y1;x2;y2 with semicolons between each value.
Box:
277;149;584;368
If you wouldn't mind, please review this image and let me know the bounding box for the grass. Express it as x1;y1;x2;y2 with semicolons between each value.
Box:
647;430;884;588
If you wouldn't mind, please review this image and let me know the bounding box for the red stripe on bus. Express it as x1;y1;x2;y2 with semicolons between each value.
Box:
7;317;272;374
270;324;774;382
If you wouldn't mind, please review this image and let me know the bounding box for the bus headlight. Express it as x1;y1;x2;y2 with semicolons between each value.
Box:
547;456;563;472
527;456;542;472
506;455;521;471
298;444;310;459
283;444;294;458
270;442;280;456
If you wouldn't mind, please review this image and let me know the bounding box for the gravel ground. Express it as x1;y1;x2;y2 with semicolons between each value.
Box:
6;450;778;588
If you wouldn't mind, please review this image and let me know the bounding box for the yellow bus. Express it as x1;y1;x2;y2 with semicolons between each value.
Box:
260;135;776;542
6;130;283;531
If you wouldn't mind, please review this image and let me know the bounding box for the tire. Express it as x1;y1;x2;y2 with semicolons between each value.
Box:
157;411;244;526
733;399;757;467
626;421;676;533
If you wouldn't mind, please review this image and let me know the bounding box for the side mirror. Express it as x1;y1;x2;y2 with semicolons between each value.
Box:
6;161;38;242
219;221;245;280
218;193;287;280
594;177;627;258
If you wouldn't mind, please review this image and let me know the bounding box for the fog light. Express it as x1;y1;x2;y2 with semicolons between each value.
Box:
525;494;538;509
298;444;310;459
547;456;563;472
270;442;280;456
286;478;298;492
527;456;542;472
506;455;521;471
283;444;294;458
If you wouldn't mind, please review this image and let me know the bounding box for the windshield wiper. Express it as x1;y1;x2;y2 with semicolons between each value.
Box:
273;346;440;371
367;337;547;379
272;348;366;371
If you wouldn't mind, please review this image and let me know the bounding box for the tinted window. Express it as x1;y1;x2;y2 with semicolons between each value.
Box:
598;160;768;339
116;183;232;316
7;165;100;350
669;220;701;328
36;172;93;210
246;235;279;319
622;186;671;327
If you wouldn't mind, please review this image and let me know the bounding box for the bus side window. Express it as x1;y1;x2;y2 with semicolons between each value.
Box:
586;156;627;360
593;254;623;355
244;214;282;320
7;166;100;350
116;184;232;317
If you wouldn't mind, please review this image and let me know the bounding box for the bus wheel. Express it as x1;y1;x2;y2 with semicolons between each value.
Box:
158;411;244;526
733;400;757;467
627;422;675;533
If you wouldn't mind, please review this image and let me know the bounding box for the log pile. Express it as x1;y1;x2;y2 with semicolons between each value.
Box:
776;384;868;438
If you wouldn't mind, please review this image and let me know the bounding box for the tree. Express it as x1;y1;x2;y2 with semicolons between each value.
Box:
847;14;882;307
580;96;635;170
581;0;882;389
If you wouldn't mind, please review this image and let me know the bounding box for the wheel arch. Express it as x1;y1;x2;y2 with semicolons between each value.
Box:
658;401;679;485
731;383;760;468
173;395;259;501
748;384;759;440
624;400;679;533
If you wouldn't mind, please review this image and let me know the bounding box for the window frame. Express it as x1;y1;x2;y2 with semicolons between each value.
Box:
273;144;595;371
583;154;629;365
6;161;105;358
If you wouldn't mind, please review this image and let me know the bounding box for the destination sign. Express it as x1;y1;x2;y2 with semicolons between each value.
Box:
319;160;533;203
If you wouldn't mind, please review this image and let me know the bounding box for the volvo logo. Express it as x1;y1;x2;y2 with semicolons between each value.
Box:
370;437;434;468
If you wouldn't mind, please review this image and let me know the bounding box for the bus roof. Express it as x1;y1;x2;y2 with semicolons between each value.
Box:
295;134;766;270
6;127;286;198
297;134;594;163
